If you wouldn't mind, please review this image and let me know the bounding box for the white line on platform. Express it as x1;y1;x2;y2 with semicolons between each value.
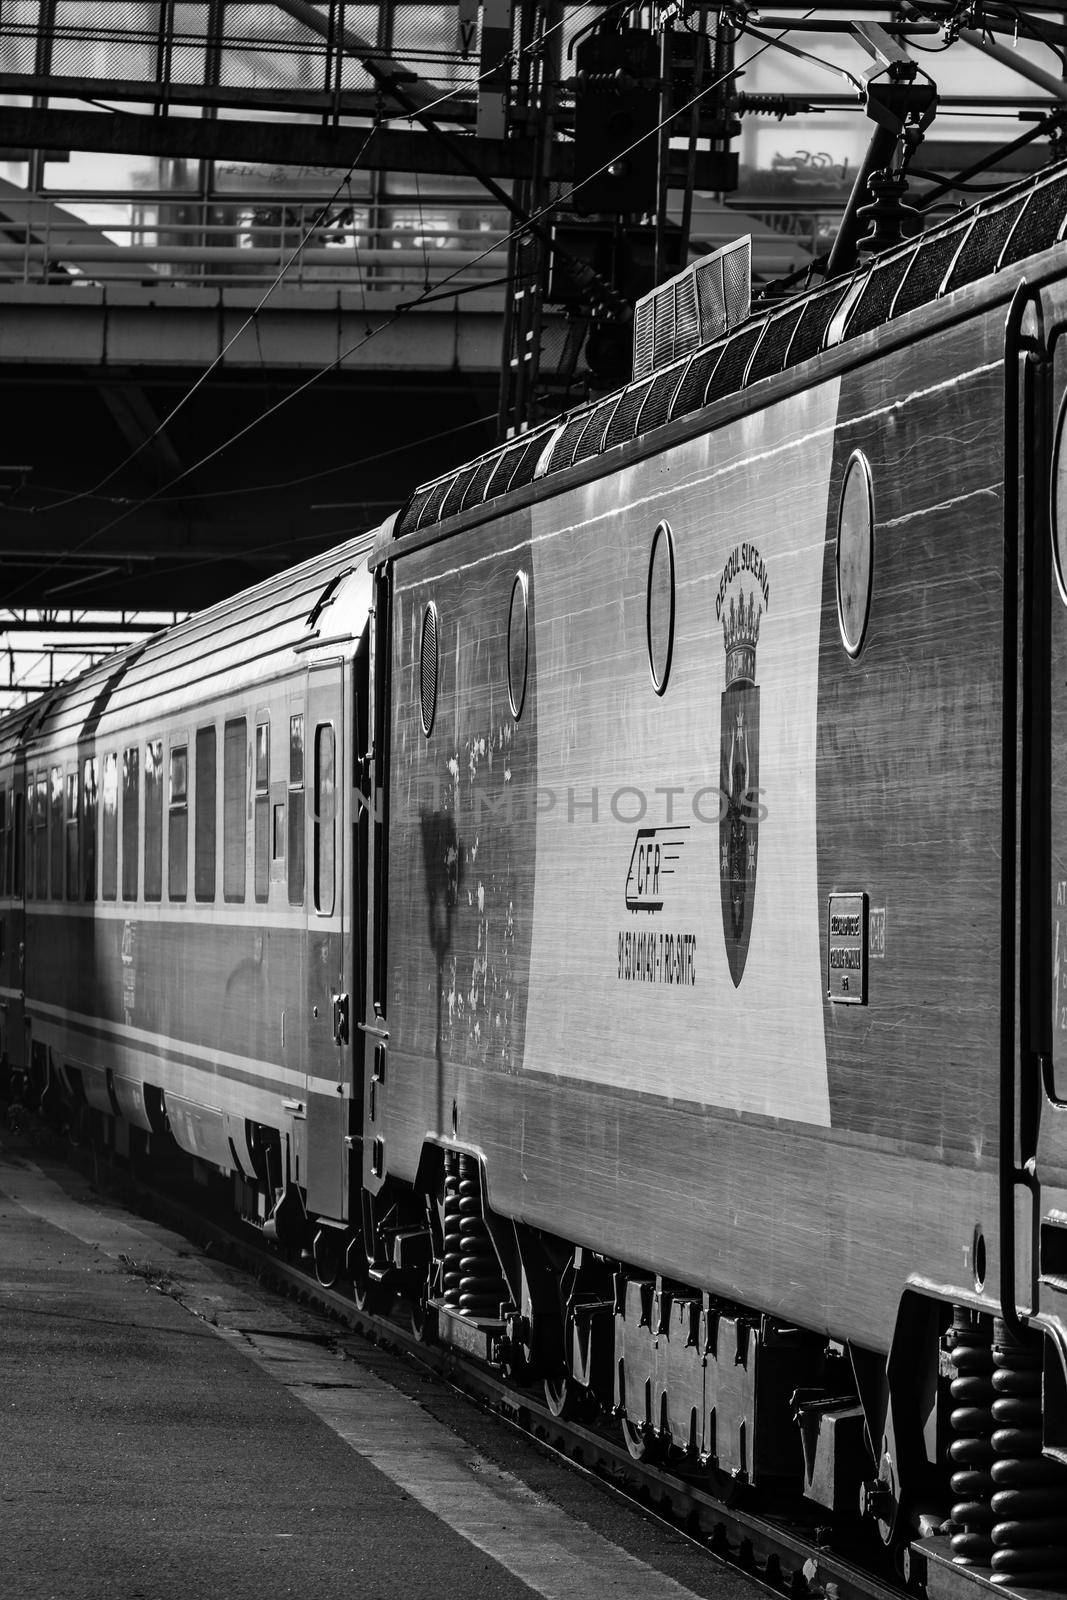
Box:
1;1155;714;1600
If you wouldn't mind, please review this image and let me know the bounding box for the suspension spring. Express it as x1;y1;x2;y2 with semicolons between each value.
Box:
990;1320;1067;1587
456;1152;503;1318
441;1150;462;1310
948;1309;995;1567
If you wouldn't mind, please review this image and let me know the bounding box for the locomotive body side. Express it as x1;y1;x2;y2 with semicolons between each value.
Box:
377;287;1008;1355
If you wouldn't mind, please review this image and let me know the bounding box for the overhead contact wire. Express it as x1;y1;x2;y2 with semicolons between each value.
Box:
12;14;810;601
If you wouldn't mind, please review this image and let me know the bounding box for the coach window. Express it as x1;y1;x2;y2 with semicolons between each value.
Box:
144;740;163;902
101;753;118;901
82;758;97;901
194;725;216;903
223;717;247;903
0;789;6;898
12;787;23;899
49;767;63;899
33;771;47;900
254;719;269;903
168;746;188;901
122;746;140;902
313;723;336;915
65;773;79;901
288;712;305;907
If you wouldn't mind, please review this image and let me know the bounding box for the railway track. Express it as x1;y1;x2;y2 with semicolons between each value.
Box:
6;1102;907;1600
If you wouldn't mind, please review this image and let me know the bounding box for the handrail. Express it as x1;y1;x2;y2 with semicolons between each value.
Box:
0;203;511;292
1000;278;1044;1339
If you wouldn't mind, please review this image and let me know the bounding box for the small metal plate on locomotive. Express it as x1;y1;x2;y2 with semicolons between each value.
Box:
827;892;868;1005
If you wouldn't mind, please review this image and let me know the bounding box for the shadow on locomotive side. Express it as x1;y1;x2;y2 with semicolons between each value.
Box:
7;153;1067;1597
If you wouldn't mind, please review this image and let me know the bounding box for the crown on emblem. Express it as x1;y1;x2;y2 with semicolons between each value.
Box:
723;589;761;686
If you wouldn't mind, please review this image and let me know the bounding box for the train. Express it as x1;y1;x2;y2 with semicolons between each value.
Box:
6;148;1067;1599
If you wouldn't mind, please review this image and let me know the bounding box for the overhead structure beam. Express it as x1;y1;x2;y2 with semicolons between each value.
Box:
0;106;567;180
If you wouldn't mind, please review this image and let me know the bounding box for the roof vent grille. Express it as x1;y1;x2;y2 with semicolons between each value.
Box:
634;237;751;381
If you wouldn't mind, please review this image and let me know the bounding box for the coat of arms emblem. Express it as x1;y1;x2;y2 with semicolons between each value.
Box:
720;589;762;987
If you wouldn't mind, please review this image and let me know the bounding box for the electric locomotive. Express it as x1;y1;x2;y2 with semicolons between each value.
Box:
6;154;1067;1598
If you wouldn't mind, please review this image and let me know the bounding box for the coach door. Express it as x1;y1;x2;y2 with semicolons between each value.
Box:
304;659;350;1223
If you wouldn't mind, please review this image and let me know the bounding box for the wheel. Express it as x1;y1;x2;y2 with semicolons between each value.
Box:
313;1228;342;1290
347;1237;393;1315
410;1288;435;1342
620;1414;658;1463
544;1373;574;1418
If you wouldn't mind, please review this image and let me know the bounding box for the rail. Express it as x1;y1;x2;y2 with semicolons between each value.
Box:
0;200;512;296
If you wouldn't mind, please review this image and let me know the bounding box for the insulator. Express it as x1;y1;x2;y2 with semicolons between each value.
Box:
989;1321;1067;1587
949;1309;995;1567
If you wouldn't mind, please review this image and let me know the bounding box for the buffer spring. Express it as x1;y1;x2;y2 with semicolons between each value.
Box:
948;1310;1067;1586
440;1150;505;1320
948;1309;995;1567
989;1319;1067;1587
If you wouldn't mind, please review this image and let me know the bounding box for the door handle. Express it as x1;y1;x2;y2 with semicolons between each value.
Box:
332;992;350;1046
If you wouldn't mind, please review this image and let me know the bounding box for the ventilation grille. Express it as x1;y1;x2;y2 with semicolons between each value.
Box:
1001;170;1067;269
604;375;655;450
547;410;598;475
787;284;851;367
633;237;751;380
485;435;532;501
510;430;552;492
461;453;500;513
418;477;452;531
669;344;726;422
638;365;686;433
893;225;966;318
440;462;479;522
397;484;434;538
747;303;806;385
704;324;763;407
946;197;1026;292
845;249;916;339
573;397;620;465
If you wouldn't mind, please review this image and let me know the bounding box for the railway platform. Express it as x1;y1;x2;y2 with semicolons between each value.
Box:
0;1131;754;1600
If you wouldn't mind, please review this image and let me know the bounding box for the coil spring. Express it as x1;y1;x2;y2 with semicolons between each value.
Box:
456;1154;503;1317
441;1151;462;1309
990;1320;1067;1587
948;1310;995;1567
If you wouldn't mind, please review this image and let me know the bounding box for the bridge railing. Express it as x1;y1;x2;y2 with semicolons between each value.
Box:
0;198;513;295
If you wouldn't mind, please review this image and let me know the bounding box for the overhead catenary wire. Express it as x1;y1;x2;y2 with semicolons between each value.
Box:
30;123;381;518
5;12;812;608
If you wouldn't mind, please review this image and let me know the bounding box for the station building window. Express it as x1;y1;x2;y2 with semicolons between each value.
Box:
194;725;216;903
223;717;246;904
82;757;97;901
144;740;163;902
66;772;79;901
288;712;305;907
122;746;139;902
49;767;63;899
101;753;118;901
168;745;188;901
254;718;269;903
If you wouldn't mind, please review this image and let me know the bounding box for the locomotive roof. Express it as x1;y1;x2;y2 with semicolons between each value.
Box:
394;153;1067;542
8;524;382;756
